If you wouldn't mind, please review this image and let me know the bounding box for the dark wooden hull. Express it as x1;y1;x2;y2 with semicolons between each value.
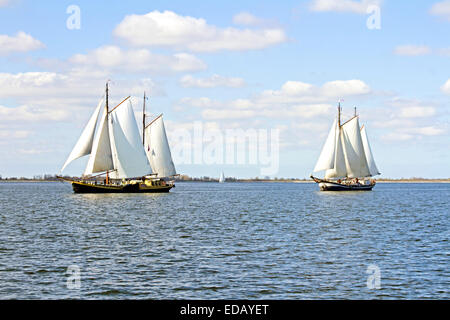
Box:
311;176;375;191
71;181;173;194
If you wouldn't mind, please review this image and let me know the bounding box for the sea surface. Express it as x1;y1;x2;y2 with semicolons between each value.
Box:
0;181;448;299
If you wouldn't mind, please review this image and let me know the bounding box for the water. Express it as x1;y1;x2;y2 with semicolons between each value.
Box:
0;182;448;299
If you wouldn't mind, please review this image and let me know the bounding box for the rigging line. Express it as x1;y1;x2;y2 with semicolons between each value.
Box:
340;115;358;127
144;113;163;129
108;96;131;114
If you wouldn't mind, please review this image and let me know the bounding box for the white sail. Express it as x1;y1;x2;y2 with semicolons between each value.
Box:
219;172;225;183
341;117;370;178
109;100;152;179
325;127;347;179
84;106;114;175
144;115;176;177
313;119;337;173
361;126;380;176
61;97;104;172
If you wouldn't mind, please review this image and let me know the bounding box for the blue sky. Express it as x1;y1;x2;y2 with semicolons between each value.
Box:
0;0;449;179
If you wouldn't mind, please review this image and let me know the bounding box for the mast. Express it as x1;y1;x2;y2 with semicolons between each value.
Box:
354;107;357;117
338;102;341;127
143;91;146;146
105;82;109;185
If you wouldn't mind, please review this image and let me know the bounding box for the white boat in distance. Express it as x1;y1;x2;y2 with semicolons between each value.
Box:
219;172;225;183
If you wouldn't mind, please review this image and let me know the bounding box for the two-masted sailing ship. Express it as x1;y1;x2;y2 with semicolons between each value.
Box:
59;83;177;193
311;103;380;191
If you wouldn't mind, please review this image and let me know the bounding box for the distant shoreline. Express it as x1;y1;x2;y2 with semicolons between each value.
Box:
1;179;449;184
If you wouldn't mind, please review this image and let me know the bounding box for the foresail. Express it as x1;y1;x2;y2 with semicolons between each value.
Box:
144;115;176;177
325;127;347;179
313;119;337;173
109;100;152;179
361;126;380;176
84;106;114;175
61;97;104;172
341;117;370;178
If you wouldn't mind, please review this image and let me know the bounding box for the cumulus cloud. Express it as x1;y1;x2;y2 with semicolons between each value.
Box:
309;0;381;14
69;45;207;73
394;45;431;56
0;70;167;126
0;130;30;139
232;12;278;27
178;79;370;122
371;97;446;142
179;74;246;88
113;10;287;52
0;31;45;55
255;79;370;106
202;109;256;120
381;132;414;142
0;0;11;8
0;104;70;122
441;79;450;94
430;0;450;21
398;106;436;118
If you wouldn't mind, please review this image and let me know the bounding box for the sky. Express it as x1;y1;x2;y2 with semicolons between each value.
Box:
0;0;449;179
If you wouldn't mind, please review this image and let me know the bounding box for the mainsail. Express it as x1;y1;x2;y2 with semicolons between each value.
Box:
341;117;370;178
313;110;378;179
84;105;114;175
144;114;176;178
61;97;104;172
109;100;152;179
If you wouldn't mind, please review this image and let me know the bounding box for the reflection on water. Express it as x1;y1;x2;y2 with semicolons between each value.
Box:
0;182;448;299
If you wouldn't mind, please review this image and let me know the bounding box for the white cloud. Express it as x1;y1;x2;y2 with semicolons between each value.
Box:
441;79;450;94
381;132;414;142
255;79;370;106
178;79;369;121
0;70;167;127
430;0;450;21
179;74;246;88
0;104;70;122
398;106;436;118
321;80;371;96
394;45;431;56
69;45;207;73
179;97;222;108
0;130;30;139
0;0;11;8
202;109;256;120
0;31;45;55
411;126;445;136
386;97;439;119
232;12;277;27
113;10;287;52
309;0;381;14
370;96;446;142
438;48;450;56
381;126;445;141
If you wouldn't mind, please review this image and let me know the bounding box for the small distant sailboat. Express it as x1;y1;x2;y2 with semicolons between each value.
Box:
58;83;176;193
310;103;380;191
219;172;225;183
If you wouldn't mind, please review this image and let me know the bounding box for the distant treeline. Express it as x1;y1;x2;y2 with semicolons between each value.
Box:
175;175;308;183
1;174;449;183
0;174;76;181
